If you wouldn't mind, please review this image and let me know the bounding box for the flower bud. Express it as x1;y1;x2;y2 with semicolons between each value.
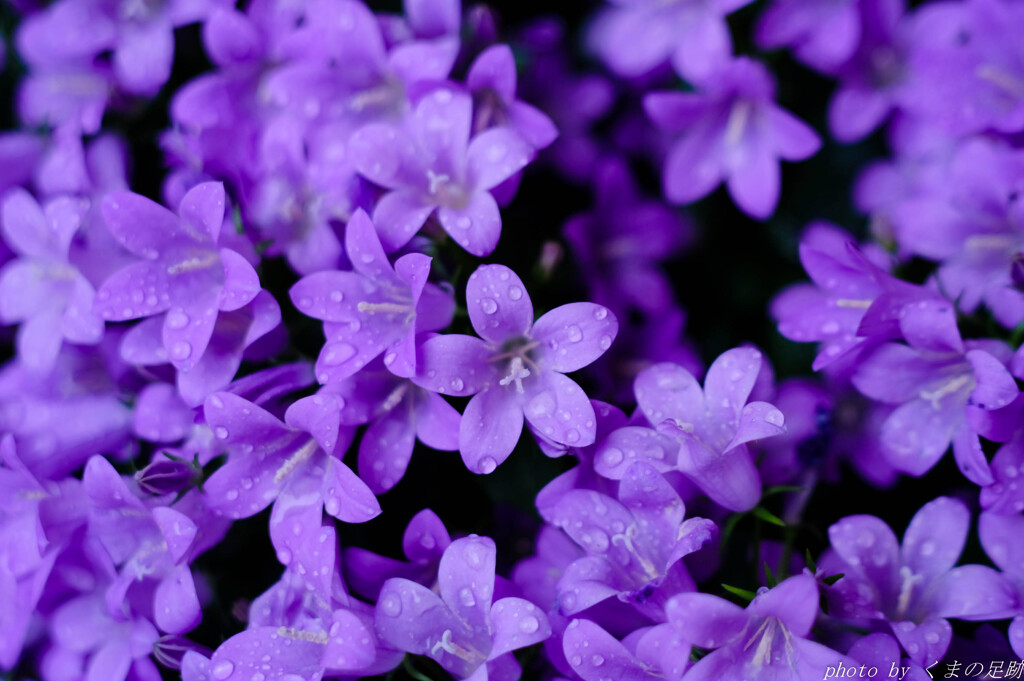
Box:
135;457;199;496
153;636;212;670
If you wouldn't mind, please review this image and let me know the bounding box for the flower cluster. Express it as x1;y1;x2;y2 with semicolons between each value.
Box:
0;0;1022;679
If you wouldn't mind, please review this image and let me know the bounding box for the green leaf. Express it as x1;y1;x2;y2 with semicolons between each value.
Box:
762;485;804;497
233;204;244;234
805;548;818;573
763;561;777;588
752;506;786;527
402;656;435;681
721;512;745;545
822;573;845;586
721;584;757;602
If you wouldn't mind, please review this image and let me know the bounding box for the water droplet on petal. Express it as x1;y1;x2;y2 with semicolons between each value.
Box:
323;343;357;366
459;587;476;607
277;548;292;565
508;286;523;300
329;290;344;302
602;448;623;466
167;309;189;329
764;409;784;427
593;308;608;320
455;216;472;229
451;377;464;391
480;298;498;315
478;457;498;474
591;654;604;666
171;341;192;360
212;661;234;680
215;426;229;439
325;498;340;516
566;325;583;343
380;594;402;617
598;335;612;350
519;616;539;634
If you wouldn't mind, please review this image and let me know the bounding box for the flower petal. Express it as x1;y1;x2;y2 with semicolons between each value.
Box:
466;264;533;343
489;597;550;659
322;454;381;523
414;334;496;396
532;303;618;373
459;389;524;474
467;128;534;191
902;496;968;581
402;508;451;564
154;564;201;634
523;373;597;449
438;190;502;257
358;407;416;494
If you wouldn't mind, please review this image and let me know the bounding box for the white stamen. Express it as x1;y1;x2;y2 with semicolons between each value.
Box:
498;356;531;394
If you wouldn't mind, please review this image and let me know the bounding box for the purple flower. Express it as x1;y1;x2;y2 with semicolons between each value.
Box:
350;88;535;256
0;189;102;372
548;461;716;620
202;391;380;593
562;618;691;681
467;44;558;150
645;58;821;219
827;0;911;141
94;183;266;376
414;264;618;473
200;570;401;681
563;157;692;316
666;573;853;679
822;497;1018;666
901;0;1024;135
596;347;785;512
290;208;454;383
344;508;452;601
771;221;952;371
17;0;229;96
852;339;1018;484
81;456;214;635
979;510;1024;657
317;358;461;493
587;0;751;81
888;138;1024;329
756;0;863;74
375;535;552;680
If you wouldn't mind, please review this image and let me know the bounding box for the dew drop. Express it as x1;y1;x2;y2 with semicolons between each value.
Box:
277;548;292;565
764;409;784;427
171;341;192;360
591;655;604;666
212;661;234;680
167;309;189;329
459;587;476;607
602;448;624;466
566;325;583;343
478;457;498;474
329;290;344;302
593;308;608;320
380;594;402;617
455;216;472;229
519;616;539;634
598;335;612;350
508;286;523;300
325;498;340;516
480;298;498;315
451;377;464;391
323;343;356;366
215;426;229;439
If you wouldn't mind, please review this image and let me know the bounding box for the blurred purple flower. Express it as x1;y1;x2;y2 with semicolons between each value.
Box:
645;58;820;219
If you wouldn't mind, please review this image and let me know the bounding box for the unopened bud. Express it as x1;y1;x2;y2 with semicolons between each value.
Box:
135;457;199;496
153;636;212;670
